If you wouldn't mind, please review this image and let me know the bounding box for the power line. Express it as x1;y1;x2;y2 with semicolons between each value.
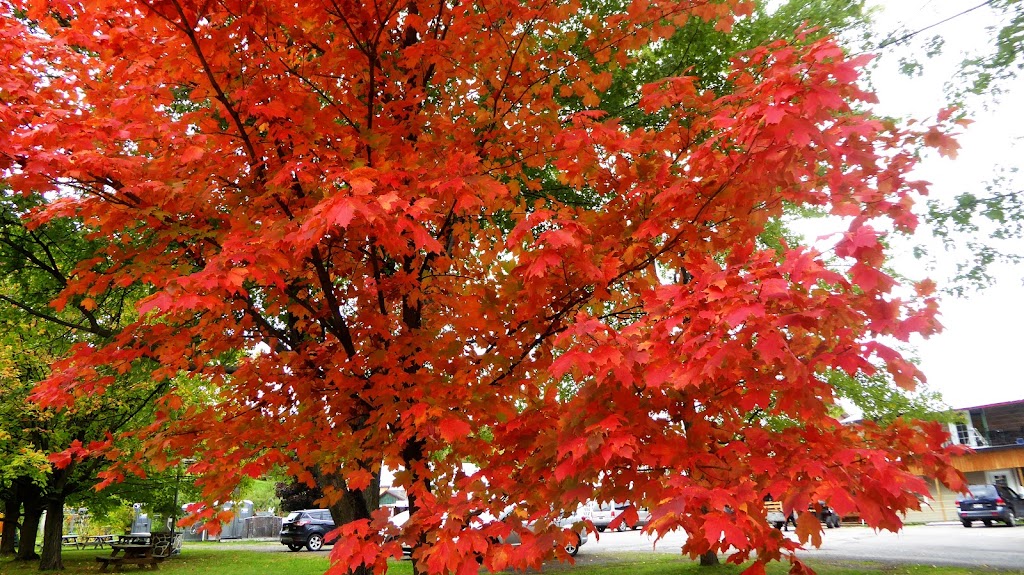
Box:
877;0;999;49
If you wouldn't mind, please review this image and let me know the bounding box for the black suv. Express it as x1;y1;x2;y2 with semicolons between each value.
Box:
280;509;337;551
956;484;1024;527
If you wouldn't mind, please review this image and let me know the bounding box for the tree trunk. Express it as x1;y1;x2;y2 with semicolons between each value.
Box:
15;502;42;561
401;438;431;575
38;496;65;570
1;492;19;555
699;550;720;566
318;468;381;575
340;482;380;575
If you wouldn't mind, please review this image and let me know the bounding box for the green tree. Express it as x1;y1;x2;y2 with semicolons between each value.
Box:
275;480;326;513
953;0;1024;102
0;190;164;570
0;330;52;557
883;0;1024;293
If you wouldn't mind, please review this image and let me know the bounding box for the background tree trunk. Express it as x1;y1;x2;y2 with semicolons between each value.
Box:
15;504;41;561
1;493;19;555
38;497;64;571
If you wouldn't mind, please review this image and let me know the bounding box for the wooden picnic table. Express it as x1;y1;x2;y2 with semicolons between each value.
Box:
96;536;160;571
111;543;153;557
80;534;116;549
61;535;80;549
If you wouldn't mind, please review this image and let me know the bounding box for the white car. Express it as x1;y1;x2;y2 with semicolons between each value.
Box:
590;501;649;532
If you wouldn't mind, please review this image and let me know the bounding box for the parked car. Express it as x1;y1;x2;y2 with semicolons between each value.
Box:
494;507;588;556
387;506;586;557
766;499;838;530
956;484;1024;527
280;509;337;551
814;502;841;529
588;501;650;532
610;503;650;531
765;500;789;530
589;501;618;532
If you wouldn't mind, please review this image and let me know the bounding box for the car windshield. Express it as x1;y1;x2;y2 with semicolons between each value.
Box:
285;512;303;521
967;485;998;499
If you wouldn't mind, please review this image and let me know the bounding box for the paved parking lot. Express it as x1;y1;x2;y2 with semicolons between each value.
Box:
209;523;1024;571
583;523;1024;570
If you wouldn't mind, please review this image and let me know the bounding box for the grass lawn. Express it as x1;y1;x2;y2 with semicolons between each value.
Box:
1;548;1018;575
0;547;348;575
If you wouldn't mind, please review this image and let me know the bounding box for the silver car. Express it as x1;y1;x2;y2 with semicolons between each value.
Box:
590;501;650;532
494;507;588;556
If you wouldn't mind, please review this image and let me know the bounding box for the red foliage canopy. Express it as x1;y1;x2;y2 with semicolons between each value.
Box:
1;0;964;573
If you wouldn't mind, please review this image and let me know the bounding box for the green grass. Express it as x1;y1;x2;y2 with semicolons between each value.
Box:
1;548;1018;575
0;547;349;575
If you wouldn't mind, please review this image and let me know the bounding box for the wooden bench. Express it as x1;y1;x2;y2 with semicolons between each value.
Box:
95;555;161;571
97;539;158;572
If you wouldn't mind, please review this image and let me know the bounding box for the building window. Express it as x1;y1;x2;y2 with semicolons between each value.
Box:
955;422;970;445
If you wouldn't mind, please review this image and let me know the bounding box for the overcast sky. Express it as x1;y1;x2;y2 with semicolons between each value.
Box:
858;1;1022;410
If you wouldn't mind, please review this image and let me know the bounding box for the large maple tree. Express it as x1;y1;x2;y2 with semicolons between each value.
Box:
1;1;965;574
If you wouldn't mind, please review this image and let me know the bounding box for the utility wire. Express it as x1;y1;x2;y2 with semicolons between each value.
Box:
877;0;999;49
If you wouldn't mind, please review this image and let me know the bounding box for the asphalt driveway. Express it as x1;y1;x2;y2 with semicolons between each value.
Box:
200;523;1024;571
585;523;1024;571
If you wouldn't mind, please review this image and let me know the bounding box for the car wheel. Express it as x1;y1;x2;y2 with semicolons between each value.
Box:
564;534;581;557
306;533;325;552
983;519;993;527
287;544;303;552
773;522;784;530
962;520;972;528
1007;510;1016;527
596;526;606;533
616;522;631;532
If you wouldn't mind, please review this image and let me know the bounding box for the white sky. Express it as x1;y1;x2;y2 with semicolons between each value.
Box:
857;1;1023;410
